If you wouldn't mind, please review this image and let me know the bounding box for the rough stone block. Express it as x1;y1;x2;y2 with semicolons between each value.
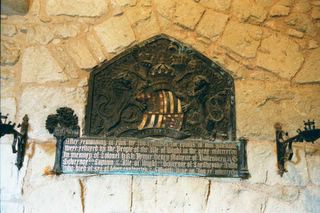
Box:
24;178;82;213
294;48;320;83
66;39;97;69
196;10;228;39
200;0;231;11
94;16;136;53
27;25;54;45
174;0;205;30
156;176;209;213
221;21;262;58
46;0;108;17
155;0;176;19
23;142;56;187
232;0;267;24
304;185;320;213
133;15;160;40
257;34;304;79
0;40;20;66
1;24;17;37
132;176;157;212
311;7;320;19
206;182;267;212
21;46;67;83
0;97;16;119
305;145;320;185
18;86;86;140
84;175;132;213
0;66;16;98
236;80;320;140
126;6;152;26
86;33;107;63
285;13;315;36
112;0;137;7
270;5;290;16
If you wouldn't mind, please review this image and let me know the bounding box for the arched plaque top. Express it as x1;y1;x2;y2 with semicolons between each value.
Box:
85;34;236;141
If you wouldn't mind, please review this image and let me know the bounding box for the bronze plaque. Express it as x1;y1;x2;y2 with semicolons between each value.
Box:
46;35;249;177
85;34;235;141
61;137;248;178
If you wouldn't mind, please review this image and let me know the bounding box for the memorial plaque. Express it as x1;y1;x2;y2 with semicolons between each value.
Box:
85;34;235;141
60;137;248;178
46;35;249;178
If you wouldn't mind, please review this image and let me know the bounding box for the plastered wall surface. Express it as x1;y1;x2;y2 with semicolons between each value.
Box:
1;0;320;212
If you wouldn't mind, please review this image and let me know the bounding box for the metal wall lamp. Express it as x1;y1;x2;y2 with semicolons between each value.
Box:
275;120;320;176
0;112;29;170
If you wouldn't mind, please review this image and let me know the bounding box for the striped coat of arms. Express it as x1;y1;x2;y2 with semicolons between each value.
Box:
137;90;183;130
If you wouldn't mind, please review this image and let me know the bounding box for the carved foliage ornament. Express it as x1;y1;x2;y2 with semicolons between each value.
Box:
85;35;235;141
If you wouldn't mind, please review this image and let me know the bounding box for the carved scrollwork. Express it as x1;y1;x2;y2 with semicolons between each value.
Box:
85;35;235;141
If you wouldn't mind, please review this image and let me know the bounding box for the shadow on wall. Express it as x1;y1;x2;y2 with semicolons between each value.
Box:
1;0;29;16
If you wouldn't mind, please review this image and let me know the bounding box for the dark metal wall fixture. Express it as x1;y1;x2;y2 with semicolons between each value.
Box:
275;120;320;176
0;112;29;170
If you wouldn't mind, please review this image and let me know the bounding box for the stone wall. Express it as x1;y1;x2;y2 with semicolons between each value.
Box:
1;0;319;212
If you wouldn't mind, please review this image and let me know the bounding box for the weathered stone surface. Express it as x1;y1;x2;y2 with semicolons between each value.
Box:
196;10;228;39
0;67;15;98
305;145;320;185
86;33;107;63
155;0;176;19
24;178;82;213
288;28;304;38
311;1;320;6
246;140;309;186
0;40;20;65
292;0;311;13
304;185;320;213
94;16;136;53
21;46;67;83
84;176;132;213
0;97;16;119
294;48;320;83
18;86;86;140
132;176;157;212
1;24;17;36
220;21;262;58
200;0;231;11
257;34;304;79
174;0;205;30
49;44;79;79
236;80;320;141
308;40;319;49
46;0;108;17
206;182;267;212
269;5;290;16
27;23;82;45
27;25;54;45
133;15;160;40
285;13;316;36
111;0;137;7
53;22;82;39
156;176;209;213
126;6;152;25
311;7;320;19
264;197;305;213
232;0;268;24
66;39;97;69
22;142;56;187
0;135;27;213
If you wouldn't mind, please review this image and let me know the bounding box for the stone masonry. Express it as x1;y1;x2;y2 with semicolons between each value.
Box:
1;0;320;212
